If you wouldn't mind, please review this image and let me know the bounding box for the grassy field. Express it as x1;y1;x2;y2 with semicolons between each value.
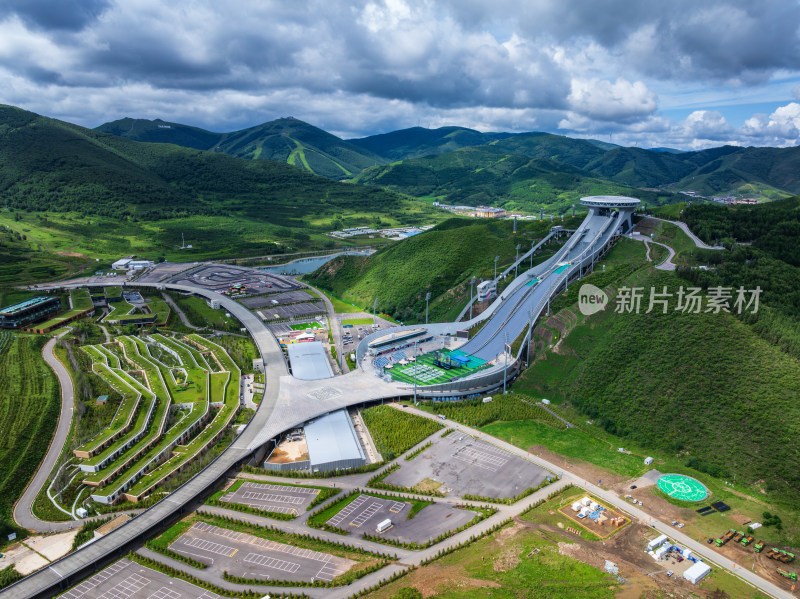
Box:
289;322;323;330
172;295;239;329
360;405;443;460
361;520;618;599
342;317;373;326
0;336;60;538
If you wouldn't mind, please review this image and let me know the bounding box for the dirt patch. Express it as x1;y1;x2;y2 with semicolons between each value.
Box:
410;564;500;598
493;547;520;572
413;478;443;494
266;438;309;463
56;251;87;257
527;444;628;489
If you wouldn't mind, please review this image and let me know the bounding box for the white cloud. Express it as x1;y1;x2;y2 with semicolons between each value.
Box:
567;78;657;122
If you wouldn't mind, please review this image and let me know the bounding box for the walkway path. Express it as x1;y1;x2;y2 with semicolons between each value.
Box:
13;335;80;533
647;216;723;250
160;292;201;330
637;236;677;270
301;281;345;373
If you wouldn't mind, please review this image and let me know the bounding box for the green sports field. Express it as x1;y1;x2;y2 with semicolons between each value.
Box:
388;350;488;386
289;322;322;330
656;473;709;501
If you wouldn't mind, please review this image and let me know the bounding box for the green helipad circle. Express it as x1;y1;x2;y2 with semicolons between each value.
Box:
657;474;708;502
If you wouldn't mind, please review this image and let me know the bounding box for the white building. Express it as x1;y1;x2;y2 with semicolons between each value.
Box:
112;258;132;270
647;534;668;551
683;562;711;584
644;456;654;465
477;280;497;302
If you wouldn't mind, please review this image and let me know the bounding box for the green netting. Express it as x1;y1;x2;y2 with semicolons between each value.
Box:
656;473;708;502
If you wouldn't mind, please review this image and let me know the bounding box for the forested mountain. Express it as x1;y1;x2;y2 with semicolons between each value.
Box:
96;116;384;178
353;145;677;213
1;105;405;222
347;126;514;160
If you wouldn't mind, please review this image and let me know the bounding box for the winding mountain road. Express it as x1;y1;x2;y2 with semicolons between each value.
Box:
12;335;81;533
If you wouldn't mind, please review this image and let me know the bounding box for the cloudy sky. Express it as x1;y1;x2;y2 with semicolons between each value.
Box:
2;0;800;149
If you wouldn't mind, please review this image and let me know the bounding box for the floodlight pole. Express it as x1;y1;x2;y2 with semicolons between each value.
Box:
503;332;509;395
530;239;535;268
413;340;418;405
514;243;521;279
469;276;476;320
425;291;431;325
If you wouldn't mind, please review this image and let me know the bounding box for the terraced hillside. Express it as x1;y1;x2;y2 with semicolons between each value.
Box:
73;334;239;505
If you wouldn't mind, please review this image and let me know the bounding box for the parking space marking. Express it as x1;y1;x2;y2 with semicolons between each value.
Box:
191;522;336;564
242;482;317;495
451;446;508;471
350;501;382;527
240;490;304;505
197;591;221;599
96;574;149;599
183;537;237;557
60;561;131;599
243;552;301;573
328;495;368;527
147;588;180;599
388;501;406;513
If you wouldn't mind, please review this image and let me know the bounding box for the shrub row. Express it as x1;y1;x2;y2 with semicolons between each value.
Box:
462;476;557;505
361;505;497;550
242;461;385;479
367;465;444;498
344;566;415;599
206;497;295;521
404;441;432;461
128;553;308;598
418;517;514;566
195;510;395;560
223;558;388;588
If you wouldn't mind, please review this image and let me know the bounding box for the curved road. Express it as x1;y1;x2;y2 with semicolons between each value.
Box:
13;336;80;533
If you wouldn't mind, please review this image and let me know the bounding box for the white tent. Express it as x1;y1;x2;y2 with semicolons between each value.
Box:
683;562;711;584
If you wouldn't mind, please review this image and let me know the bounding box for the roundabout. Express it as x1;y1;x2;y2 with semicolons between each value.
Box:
656;473;709;502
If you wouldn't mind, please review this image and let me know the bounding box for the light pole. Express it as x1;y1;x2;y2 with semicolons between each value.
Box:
373;297;378;316
514;243;521;279
530;239;536;268
413;340;418;405
425;292;431;325
503;332;509;394
494;255;499;281
469;276;476;320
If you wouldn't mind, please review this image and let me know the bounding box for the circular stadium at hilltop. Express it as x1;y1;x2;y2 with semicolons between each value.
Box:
656;473;709;502
579;195;641;209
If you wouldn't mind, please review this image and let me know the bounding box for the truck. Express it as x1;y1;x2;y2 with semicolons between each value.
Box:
754;540;765;553
778;550;796;563
715;529;736;547
766;548;781;560
732;531;745;543
741;534;754;546
776;568;797;581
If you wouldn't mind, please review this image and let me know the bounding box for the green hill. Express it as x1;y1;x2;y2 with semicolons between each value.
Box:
515;239;800;500
306;216;580;323
97;116;384;178
1;105;411;222
347;126;513;161
353;145;676;213
0;105;434;282
94;117;221;150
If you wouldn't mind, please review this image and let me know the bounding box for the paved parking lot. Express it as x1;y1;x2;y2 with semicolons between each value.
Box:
239;291;314;309
168;264;299;295
58;558;220;599
384;433;552;499
257;302;325;321
168;522;354;583
221;481;319;516
327;494;477;544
